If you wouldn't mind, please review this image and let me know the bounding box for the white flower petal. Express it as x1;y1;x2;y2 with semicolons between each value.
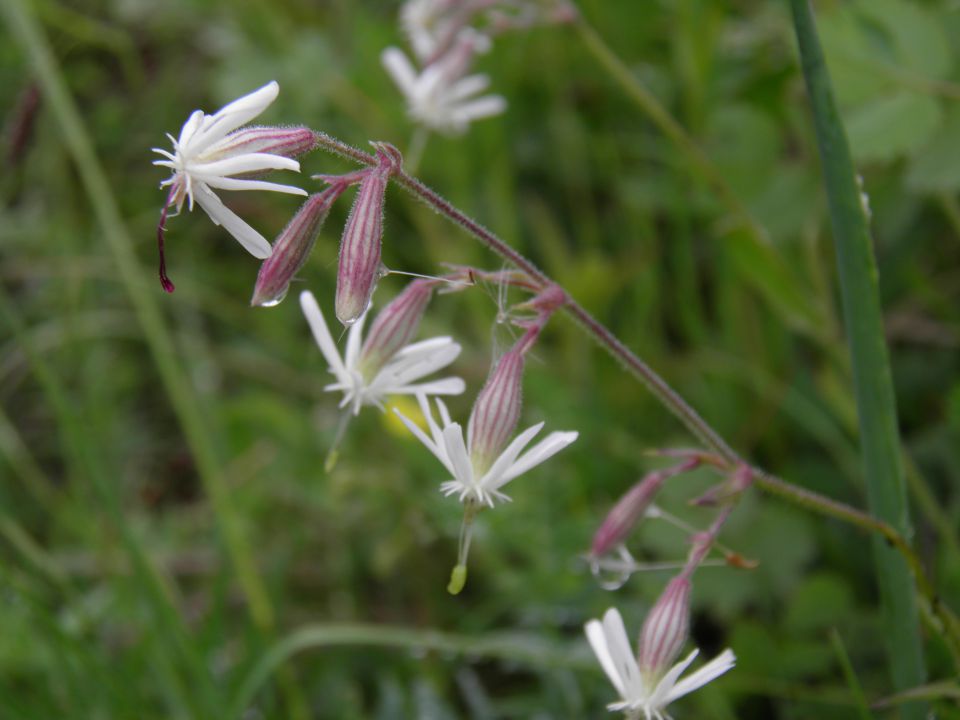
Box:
344;307;369;370
380;342;461;387
498;431;578;486
445;74;491;102
452;95;507;123
177;110;205;148
192;184;272;258
442;423;473;486
299;291;350;386
191;175;307;196
601;607;644;702
585;618;627;698
190;81;280;151
389;377;465;397
190;152;300;177
480;422;543;491
663;649;735;705
382;47;420;97
393;407;454;475
434;397;453;429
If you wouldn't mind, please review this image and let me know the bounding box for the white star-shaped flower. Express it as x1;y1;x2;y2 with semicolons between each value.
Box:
300;291;465;415
394;392;577;507
153;81;308;259
585;608;736;720
381;43;506;135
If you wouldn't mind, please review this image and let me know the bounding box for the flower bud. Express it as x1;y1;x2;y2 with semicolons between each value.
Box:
357;278;436;377
334;144;402;325
467;347;523;474
251;186;344;307
638;576;691;679
209;126;316;161
590;471;665;558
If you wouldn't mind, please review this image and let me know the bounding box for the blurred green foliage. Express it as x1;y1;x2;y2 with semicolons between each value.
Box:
1;0;959;717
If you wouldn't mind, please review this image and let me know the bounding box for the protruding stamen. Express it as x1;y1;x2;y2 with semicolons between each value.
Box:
157;200;175;293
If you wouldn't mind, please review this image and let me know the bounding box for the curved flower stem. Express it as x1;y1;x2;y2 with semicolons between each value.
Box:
312;131;960;664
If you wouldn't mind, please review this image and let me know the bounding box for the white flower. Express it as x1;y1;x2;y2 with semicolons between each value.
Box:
381;43;506;135
153;81;308;259
300;290;465;415
394;393;577;507
585;608;736;720
400;0;456;61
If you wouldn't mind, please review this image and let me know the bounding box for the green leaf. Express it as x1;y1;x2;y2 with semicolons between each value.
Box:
856;0;951;79
905;106;960;193
844;92;941;163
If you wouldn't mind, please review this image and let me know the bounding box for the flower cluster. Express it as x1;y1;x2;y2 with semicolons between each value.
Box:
153;79;740;717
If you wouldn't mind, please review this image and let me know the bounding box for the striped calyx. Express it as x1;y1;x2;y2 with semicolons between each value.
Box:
467;348;524;475
210;126;316;160
638;576;691;681
334;143;402;325
590;472;665;558
251;185;344;307
358;278;436;379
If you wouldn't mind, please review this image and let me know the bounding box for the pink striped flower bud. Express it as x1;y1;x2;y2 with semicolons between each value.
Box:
638;577;691;680
590;472;665;558
334;143;402;325
467;348;523;475
357;278;436;378
209;125;317;160
251;185;345;307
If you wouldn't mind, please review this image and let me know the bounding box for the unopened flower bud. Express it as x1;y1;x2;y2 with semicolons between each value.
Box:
638;577;691;679
210;125;316;160
590;472;665;558
357;278;436;377
335;144;402;325
251;186;344;307
467;347;523;474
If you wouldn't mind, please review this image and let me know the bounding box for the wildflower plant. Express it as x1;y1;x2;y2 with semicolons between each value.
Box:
139;0;960;716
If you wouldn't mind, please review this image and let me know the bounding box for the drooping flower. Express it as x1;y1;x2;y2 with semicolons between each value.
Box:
585;606;735;720
394;389;577;508
153;81;313;291
381;30;506;135
299;289;464;416
251;185;345;307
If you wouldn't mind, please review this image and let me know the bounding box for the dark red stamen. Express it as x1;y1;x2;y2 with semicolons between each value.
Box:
157;201;175;293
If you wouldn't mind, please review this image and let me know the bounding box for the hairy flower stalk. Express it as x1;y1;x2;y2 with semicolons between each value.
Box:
251;184;346;307
152;81;314;292
335;143;402;325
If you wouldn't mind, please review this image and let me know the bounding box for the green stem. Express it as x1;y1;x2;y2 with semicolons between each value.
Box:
788;0;927;714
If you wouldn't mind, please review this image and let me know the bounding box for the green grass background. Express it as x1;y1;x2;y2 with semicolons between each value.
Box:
1;0;959;717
